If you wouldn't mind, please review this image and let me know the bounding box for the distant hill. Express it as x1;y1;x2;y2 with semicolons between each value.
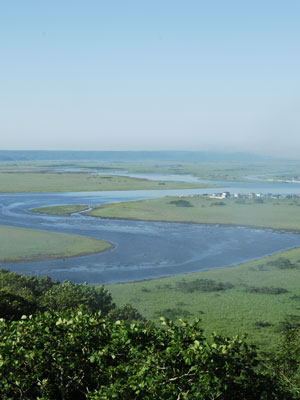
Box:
0;150;269;163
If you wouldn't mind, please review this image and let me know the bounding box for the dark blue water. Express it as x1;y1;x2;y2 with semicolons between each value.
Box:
1;187;300;284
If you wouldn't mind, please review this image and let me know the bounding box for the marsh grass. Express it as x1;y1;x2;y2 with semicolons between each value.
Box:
107;247;300;350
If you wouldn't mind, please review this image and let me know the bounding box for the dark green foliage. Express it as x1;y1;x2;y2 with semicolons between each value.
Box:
39;281;115;314
254;321;274;329
0;311;291;400
0;269;115;319
277;315;300;332
169;199;193;207
107;304;146;323
176;278;234;293
0;290;37;320
0;269;56;319
245;286;288;295
210;201;226;206
290;294;300;301
0;268;56;299
267;257;297;270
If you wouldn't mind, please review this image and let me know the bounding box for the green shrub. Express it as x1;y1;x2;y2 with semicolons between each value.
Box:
169;199;193;207
245;286;288;295
176;279;234;293
267;258;297;270
254;321;274;329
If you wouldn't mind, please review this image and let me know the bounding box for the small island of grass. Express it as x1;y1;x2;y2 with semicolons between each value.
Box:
0;225;113;262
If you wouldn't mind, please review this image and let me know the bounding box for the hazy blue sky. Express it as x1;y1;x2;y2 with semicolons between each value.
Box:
1;1;300;156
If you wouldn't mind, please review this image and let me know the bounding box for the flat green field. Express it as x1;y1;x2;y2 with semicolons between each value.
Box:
30;204;89;216
0;225;113;262
0;172;212;193
108;247;300;350
87;196;300;231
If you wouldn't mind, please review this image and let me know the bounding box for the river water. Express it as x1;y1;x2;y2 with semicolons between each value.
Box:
1;174;300;284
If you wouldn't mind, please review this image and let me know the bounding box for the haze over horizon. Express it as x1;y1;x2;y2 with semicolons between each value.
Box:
1;1;299;157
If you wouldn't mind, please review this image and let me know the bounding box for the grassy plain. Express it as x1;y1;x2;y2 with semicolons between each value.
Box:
87;196;300;231
0;172;211;193
30;204;89;215
0;225;113;262
108;247;300;349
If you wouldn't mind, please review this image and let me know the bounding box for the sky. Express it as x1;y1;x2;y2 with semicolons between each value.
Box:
1;1;300;157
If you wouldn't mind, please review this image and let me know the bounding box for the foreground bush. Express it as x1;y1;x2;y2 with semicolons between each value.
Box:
0;310;291;399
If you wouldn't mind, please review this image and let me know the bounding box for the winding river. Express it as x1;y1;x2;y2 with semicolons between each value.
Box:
1;174;300;284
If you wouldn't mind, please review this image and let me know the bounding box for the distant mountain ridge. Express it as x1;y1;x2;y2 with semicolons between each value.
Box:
0;150;269;162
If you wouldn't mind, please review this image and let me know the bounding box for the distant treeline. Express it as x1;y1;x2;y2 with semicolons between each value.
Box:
0;150;267;162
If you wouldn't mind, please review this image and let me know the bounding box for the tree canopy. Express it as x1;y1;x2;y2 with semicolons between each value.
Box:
0;310;292;400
